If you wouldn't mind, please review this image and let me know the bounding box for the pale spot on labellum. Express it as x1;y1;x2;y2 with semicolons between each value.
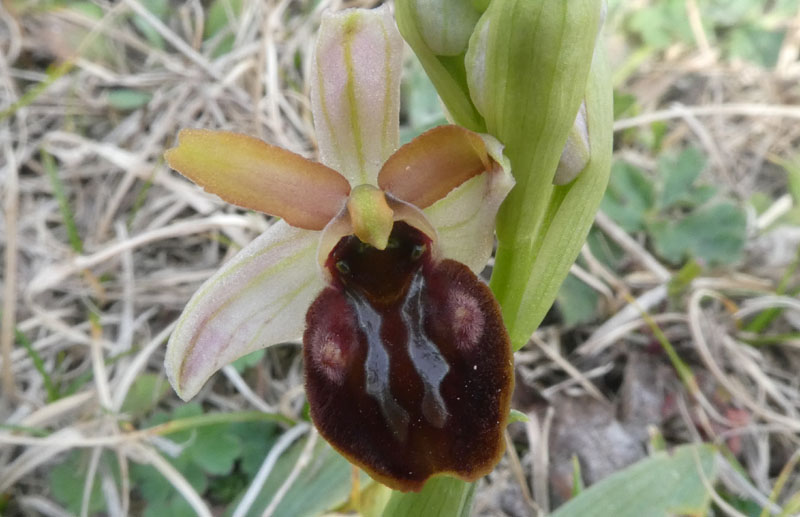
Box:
449;290;485;351
310;330;351;384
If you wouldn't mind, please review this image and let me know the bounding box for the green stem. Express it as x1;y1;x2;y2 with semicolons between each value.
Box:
384;476;476;516
145;410;295;435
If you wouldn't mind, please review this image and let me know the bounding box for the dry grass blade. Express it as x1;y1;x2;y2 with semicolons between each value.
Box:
131;443;212;517
2;138;19;401
531;333;608;403
0;429;84;492
27;214;259;293
526;407;554;515
688;289;800;432
262;427;319;517
614;103;800;131
233;423;310;517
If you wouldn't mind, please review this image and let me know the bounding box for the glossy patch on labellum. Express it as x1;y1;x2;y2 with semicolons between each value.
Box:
303;222;513;492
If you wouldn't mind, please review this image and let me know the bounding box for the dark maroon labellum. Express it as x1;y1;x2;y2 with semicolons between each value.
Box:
303;222;513;492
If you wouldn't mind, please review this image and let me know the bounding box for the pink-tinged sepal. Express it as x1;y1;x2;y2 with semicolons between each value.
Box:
166;221;325;401
304;222;513;492
311;5;404;186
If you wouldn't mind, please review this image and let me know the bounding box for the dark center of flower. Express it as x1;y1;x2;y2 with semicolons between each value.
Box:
303;221;513;492
326;222;430;305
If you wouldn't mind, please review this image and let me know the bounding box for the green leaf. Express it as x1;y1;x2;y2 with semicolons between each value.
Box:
49;451;106;514
231;349;265;373
127;0;168;49
107;89;153;111
205;0;243;39
131;417;210;506
229;421;279;477
659;147;706;208
749;192;772;215
586;228;625;271
571;456;584;497
121;373;170;417
647;219;684;265
384;476;475;517
720;492;763;517
204;0;244;57
131;450;208;504
627;8;671;48
727;26;785;67
779;155;800;203
667;259;703;299
226;438;361;517
684;185;717;206
357;481;393;517
67;1;105;18
400;54;448;144
551;444;718;517
168;403;204;441
626;0;695;50
600;161;655;232
131;463;174;503
612;91;638;120
556;274;599;326
705;0;757;27
188;425;243;475
42;150;83;253
207;473;249;505
678;202;747;263
648;202;747;265
141;0;168;18
144;495;197;517
508;408;529;424
13;324;58;401
474;0;601;245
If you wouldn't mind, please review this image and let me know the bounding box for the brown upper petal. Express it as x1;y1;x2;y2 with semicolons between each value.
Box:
378;125;493;209
165;129;350;230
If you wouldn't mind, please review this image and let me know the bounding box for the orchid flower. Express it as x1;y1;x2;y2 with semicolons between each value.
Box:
163;6;515;492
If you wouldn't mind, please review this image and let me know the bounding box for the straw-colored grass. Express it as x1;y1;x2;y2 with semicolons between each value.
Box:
2;0;800;515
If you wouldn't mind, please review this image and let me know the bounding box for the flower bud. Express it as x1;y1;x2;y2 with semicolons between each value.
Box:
553;101;590;185
395;0;485;130
414;0;482;56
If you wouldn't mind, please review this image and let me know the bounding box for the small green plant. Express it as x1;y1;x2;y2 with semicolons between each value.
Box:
601;147;747;266
129;403;276;516
617;0;792;67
